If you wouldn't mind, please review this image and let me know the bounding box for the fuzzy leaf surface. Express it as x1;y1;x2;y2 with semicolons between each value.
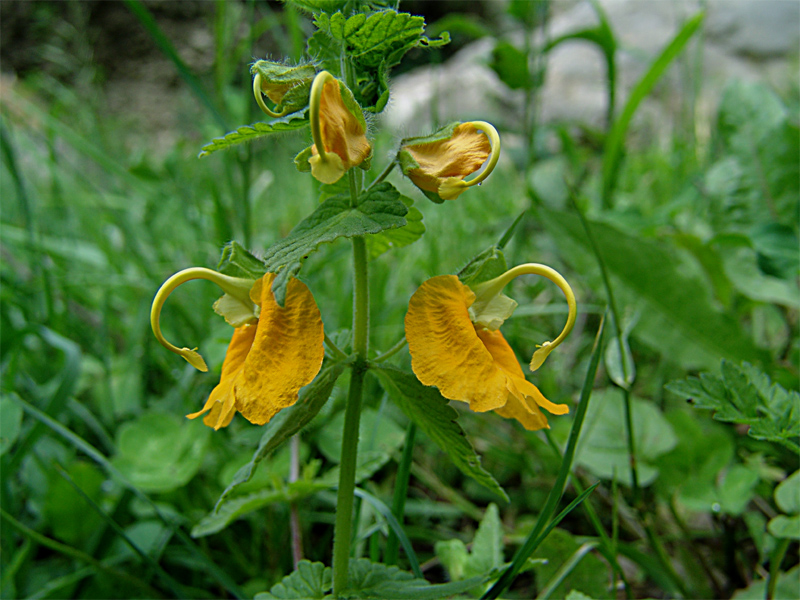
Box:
667;360;800;450
367;194;425;258
374;366;508;501
198;114;309;157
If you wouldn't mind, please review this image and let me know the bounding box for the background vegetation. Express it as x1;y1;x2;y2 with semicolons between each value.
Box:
1;1;798;598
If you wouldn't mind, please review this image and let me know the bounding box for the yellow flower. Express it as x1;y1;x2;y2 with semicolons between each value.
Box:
151;269;324;430
303;71;372;184
398;121;500;202
404;265;576;430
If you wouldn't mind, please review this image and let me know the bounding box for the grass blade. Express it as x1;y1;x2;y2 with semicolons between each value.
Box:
353;487;423;579
601;12;704;206
385;421;417;566
483;315;606;599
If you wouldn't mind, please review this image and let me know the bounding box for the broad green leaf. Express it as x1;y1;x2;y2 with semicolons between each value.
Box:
565;591;595;600
256;560;331;599
435;539;470;582
260;182;408;305
655;410;734;506
45;460;105;545
731;565;800;600
316;407;405;463
533;529;612;600
256;559;489;600
457;245;508;287
767;515;800;539
666;360;800;451
0;394;23;456
214;363;346;506
373;366;508;501
489;41;531;90
436;503;504;588
367;195;425;258
540;207;765;368
111;411;209;493
775;470;800;514
343;559;489;599
198;114;309;158
575;389;677;487
467;503;504;579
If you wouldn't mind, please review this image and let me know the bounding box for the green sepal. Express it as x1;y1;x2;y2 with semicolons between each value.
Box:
457;245;508;287
294;146;313;172
198;113;309;158
251;60;316;113
399;122;460;150
217;242;268;279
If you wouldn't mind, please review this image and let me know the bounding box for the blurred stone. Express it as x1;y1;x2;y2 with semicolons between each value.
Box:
383;0;799;139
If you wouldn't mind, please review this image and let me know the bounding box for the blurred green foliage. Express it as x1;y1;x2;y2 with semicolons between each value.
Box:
1;0;798;598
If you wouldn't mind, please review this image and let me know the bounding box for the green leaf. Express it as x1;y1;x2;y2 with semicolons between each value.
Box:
435;540;470;582
775;470;800;515
731;565;800;600
666;361;800;451
256;560;331;599
540;207;765;368
767;515;800;539
374;366;508;501
654;411;734;506
257;559;489;600
468;503;504;578
263;182;408;305
0;394;23;457
604;311;637;390
111;411;210;493
343;558;489;599
45;461;106;545
489;41;531;90
214;363;346;506
367;195;425;258
312;9;448;110
575;389;677;487
198;114;309;157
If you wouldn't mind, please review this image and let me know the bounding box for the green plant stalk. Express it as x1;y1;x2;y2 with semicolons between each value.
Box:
644;514;690;598
536;541;599;600
332;170;371;595
543;431;633;600
767;537;790;600
569;195;640;504
385;422;417;565
483;316;606;599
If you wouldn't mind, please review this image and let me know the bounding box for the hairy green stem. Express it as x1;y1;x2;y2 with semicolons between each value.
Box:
332;169;370;596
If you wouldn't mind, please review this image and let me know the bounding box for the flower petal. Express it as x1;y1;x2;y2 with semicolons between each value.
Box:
235;274;325;425
477;328;569;418
187;324;257;429
314;79;371;173
405;275;508;412
403;123;491;197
